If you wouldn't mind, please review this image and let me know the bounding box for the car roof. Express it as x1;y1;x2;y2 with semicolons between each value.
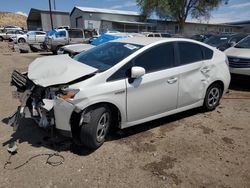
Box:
110;37;201;46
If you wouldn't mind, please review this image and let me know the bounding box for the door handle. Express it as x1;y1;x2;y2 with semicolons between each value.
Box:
201;66;210;73
167;77;178;84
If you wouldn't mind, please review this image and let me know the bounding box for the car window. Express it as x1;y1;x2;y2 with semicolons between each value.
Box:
36;31;45;35
133;43;174;73
178;42;203;65
148;34;153;37
7;31;15;34
204;35;229;47
74;42;142;72
28;31;35;36
107;62;132;81
154;34;161;37
55;31;66;38
235;36;250;49
68;30;83;38
161;33;171;38
201;46;213;60
230;35;246;43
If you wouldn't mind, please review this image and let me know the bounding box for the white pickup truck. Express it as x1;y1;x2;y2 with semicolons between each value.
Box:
44;28;95;54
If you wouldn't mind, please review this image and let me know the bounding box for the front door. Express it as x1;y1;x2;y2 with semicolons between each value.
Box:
126;42;179;122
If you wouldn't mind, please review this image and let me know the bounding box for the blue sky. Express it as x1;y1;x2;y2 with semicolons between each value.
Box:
1;0;250;23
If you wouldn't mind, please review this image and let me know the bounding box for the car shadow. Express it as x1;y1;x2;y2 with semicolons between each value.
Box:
229;74;250;91
2;107;203;155
1;117;93;156
107;107;203;141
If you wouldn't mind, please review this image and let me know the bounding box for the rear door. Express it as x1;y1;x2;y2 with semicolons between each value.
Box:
176;41;210;108
126;42;179;122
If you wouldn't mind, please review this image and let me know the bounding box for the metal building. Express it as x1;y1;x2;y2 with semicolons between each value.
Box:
27;8;70;31
227;20;250;33
70;6;153;33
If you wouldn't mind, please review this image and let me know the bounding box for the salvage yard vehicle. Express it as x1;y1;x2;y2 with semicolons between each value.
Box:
142;32;172;38
44;28;95;54
10;37;230;149
57;43;95;57
225;35;250;76
204;33;248;51
14;31;46;43
0;30;26;42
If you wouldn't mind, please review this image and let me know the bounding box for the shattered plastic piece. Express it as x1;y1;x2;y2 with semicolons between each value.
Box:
7;142;18;154
42;99;55;111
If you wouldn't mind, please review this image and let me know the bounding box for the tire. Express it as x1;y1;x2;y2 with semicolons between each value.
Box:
80;105;111;149
53;45;62;55
18;38;26;43
203;83;222;111
0;37;3;42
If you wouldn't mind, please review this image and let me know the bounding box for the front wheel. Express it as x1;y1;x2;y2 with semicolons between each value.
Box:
203;83;222;111
80;105;111;149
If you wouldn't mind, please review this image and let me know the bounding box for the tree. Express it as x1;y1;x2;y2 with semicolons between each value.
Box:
137;0;228;33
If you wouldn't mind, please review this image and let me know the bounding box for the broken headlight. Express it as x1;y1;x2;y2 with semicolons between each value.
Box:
58;88;80;100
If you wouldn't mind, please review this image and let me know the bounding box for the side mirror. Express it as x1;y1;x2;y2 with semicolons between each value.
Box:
131;66;145;79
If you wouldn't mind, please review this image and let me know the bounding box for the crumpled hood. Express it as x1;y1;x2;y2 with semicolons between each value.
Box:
225;47;250;58
28;54;97;87
63;44;95;53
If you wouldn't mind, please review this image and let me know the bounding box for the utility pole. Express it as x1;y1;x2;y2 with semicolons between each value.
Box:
49;0;54;29
53;0;56;10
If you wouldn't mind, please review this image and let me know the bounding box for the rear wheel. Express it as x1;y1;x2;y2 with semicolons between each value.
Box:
80;105;111;149
18;38;26;43
0;37;3;42
203;83;222;111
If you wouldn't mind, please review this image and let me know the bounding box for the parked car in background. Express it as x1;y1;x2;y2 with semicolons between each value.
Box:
15;31;46;43
57;43;95;57
11;37;230;150
225;35;250;76
9;30;27;42
44;28;96;54
142;32;171;38
3;25;22;32
0;30;26;42
191;34;213;42
204;33;248;51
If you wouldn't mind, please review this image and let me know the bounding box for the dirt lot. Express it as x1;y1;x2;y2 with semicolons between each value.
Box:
0;42;250;188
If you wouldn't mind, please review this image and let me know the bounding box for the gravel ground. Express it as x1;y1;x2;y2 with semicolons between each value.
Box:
0;42;250;188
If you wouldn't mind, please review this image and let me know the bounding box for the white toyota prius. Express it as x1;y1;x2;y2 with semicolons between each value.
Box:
11;37;230;149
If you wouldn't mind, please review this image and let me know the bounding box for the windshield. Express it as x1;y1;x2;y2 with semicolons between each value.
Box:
204;35;229;47
235;36;250;49
74;42;142;72
46;30;57;36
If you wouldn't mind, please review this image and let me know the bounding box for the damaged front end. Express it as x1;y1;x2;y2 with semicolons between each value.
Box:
10;70;78;137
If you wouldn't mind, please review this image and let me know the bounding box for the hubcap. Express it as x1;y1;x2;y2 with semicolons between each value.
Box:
96;112;110;142
207;87;220;108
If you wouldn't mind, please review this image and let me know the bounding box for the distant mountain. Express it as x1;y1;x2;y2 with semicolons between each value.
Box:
0;12;27;29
